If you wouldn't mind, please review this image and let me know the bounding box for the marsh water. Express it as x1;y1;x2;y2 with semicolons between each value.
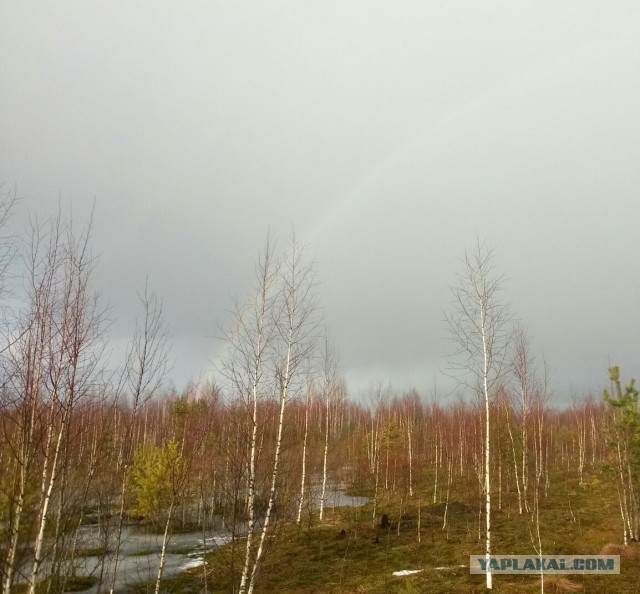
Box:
68;487;367;593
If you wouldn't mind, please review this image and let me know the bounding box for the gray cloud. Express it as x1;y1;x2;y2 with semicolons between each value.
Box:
1;1;638;400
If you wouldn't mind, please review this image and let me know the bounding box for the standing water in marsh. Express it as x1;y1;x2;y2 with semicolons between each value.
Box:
66;525;232;594
61;486;367;593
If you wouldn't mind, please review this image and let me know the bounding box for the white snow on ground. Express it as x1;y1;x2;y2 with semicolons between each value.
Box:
393;564;467;576
180;558;206;570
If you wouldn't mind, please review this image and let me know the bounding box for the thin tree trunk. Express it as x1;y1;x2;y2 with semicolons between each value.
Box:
297;399;309;525
154;498;177;594
407;422;413;497
482;311;492;590
433;437;439;504
246;339;293;594
319;383;331;521
109;469;130;594
371;448;380;528
506;407;523;515
29;397;70;594
443;455;453;531
237;244;274;594
3;460;28;594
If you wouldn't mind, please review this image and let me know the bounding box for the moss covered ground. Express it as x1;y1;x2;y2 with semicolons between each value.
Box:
131;464;640;593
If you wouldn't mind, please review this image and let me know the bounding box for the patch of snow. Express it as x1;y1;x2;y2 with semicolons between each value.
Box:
180;558;205;570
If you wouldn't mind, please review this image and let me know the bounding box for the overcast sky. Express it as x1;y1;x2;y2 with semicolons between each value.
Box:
1;1;639;403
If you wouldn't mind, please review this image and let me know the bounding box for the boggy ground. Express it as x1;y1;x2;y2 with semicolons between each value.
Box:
131;465;640;593
127;467;640;594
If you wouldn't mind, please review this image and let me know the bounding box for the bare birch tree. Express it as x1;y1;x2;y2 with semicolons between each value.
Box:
222;234;280;594
296;380;313;525
0;206;107;594
445;238;513;590
109;281;169;594
512;326;535;512
0;191;26;594
319;329;338;521
246;234;318;594
529;367;549;594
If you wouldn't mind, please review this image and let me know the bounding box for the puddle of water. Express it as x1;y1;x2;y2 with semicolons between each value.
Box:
314;485;370;509
60;486;367;592
69;526;233;594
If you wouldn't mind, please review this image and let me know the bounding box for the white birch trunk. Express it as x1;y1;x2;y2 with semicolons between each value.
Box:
407;423;413;497
443;455;453;531
481;307;492;590
617;485;628;546
297;400;309;525
506;410;523;514
29;406;69;594
2;358;43;594
371;450;380;528
246;332;293;594
319;384;330;521
417;495;421;543
238;369;260;594
154;498;177;594
238;269;271;594
522;387;528;510
2;461;27;594
432;437;439;504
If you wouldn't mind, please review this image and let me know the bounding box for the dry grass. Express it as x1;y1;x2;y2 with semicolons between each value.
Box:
131;466;640;593
599;543;640;558
544;575;583;592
